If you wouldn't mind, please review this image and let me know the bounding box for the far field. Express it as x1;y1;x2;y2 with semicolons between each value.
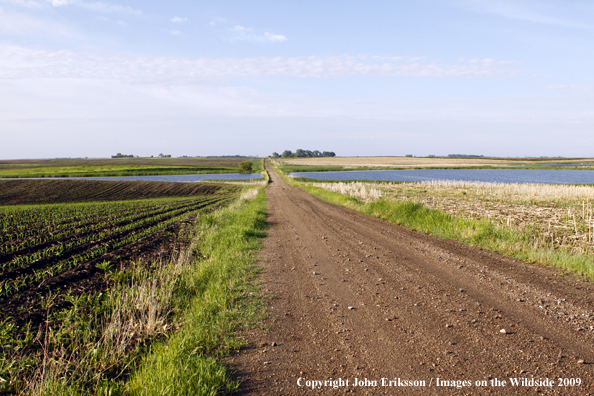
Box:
0;157;262;178
273;156;594;171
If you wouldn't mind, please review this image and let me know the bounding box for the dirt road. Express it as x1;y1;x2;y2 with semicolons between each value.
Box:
229;163;594;395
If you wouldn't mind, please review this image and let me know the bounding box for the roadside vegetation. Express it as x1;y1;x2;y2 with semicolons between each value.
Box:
0;180;267;395
276;165;347;174
127;188;267;395
277;169;594;280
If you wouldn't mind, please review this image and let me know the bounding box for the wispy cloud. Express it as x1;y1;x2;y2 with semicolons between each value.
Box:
453;0;592;29
542;84;594;94
170;16;186;23
0;0;43;8
208;16;226;26
230;25;287;43
0;7;77;37
43;0;143;15
0;44;519;81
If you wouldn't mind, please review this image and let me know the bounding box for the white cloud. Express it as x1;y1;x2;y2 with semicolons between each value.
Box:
79;2;142;15
209;17;226;26
231;25;287;43
264;32;287;42
0;44;518;81
453;0;592;29
0;0;43;7
167;29;182;35
170;16;186;23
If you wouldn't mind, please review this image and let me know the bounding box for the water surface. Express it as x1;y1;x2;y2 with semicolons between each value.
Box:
290;169;594;184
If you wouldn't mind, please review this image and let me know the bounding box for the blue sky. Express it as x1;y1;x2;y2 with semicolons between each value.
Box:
1;0;593;159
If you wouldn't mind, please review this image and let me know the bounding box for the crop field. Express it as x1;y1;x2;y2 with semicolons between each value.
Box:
0;157;262;178
0;189;238;326
273;156;594;170
0;156;261;169
0;179;235;205
0;196;229;308
0;180;245;394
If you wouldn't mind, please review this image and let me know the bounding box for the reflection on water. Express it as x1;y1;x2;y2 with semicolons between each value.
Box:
290;169;594;184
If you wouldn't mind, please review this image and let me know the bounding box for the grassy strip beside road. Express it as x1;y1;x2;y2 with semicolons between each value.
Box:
277;165;346;174
127;187;267;395
278;171;594;281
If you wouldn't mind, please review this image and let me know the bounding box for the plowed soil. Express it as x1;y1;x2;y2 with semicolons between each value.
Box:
229;162;594;395
0;179;235;205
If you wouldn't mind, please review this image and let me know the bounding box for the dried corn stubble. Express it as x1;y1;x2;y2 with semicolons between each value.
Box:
312;180;594;255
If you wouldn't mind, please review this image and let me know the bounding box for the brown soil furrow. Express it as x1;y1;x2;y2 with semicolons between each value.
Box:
229;162;594;395
0;196;233;329
0;200;199;266
0;179;237;205
0;222;181;328
0;197;224;283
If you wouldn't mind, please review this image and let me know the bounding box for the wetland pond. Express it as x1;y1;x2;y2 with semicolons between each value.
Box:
290;169;594;184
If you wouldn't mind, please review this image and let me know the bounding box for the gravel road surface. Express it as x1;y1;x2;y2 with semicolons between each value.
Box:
229;162;594;395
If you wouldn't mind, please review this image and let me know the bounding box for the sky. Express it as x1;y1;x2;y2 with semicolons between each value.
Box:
1;0;593;159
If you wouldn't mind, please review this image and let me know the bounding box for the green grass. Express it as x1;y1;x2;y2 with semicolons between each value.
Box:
296;183;594;280
277;165;346;173
125;188;268;396
0;165;244;178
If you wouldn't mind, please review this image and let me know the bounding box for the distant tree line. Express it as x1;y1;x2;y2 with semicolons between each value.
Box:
204;155;254;158
447;154;484;158
271;149;336;158
112;153;134;158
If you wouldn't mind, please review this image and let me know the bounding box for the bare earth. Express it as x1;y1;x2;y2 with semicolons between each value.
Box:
228;163;594;395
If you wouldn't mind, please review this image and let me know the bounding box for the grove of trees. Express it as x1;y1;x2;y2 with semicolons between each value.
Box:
271;149;336;158
238;161;253;172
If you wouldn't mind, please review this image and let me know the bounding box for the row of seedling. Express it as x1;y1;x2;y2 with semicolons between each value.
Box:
0;196;231;300
0;198;200;243
0;197;211;255
0;197;221;277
